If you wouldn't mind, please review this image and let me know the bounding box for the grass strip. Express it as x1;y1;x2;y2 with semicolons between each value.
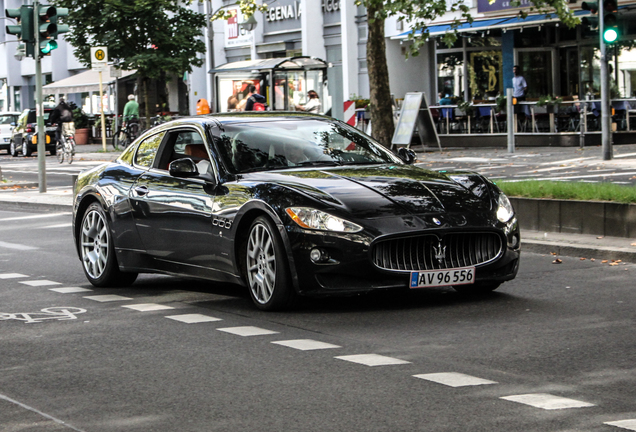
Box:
497;180;636;204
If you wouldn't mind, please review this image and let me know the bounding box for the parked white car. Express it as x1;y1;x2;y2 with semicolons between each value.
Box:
0;112;21;154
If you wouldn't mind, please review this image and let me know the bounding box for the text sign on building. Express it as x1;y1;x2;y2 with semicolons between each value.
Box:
477;0;532;13
224;9;253;48
266;1;300;21
90;47;108;71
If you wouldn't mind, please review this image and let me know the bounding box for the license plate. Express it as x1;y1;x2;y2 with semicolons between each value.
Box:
3;138;8;142
410;266;475;288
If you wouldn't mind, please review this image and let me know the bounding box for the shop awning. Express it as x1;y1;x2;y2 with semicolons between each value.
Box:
43;66;136;94
209;56;328;74
391;9;591;39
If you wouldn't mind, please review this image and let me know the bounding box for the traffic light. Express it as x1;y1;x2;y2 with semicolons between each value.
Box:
602;0;619;43
5;6;34;57
50;7;69;41
37;5;58;56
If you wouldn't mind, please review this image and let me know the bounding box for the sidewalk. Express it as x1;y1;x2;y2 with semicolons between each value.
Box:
1;144;636;263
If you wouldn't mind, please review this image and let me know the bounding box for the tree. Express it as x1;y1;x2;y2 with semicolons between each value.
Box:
54;0;206;123
218;0;580;147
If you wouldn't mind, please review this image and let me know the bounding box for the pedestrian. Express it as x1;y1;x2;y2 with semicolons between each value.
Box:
123;94;139;125
227;95;239;111
295;90;321;113
244;85;267;111
512;65;528;101
49;97;74;148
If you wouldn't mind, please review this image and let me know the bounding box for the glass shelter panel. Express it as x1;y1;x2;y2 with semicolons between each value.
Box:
437;53;464;101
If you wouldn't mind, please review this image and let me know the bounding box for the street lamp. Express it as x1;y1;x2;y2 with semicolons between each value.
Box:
239;14;258;31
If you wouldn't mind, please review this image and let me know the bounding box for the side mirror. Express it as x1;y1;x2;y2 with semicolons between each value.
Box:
397;147;417;165
169;158;199;178
11;122;16;127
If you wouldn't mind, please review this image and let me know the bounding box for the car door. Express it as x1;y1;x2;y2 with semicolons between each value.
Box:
129;127;220;269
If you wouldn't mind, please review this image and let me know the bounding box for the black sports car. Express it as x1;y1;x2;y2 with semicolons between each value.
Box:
73;113;520;310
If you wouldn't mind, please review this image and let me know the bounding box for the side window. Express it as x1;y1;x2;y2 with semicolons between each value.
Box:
134;132;165;168
156;129;210;172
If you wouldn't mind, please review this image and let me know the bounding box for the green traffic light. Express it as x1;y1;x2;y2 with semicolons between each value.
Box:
40;39;57;54
603;28;618;42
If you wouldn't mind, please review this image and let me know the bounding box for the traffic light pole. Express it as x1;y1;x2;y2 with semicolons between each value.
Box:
599;0;612;161
33;0;47;192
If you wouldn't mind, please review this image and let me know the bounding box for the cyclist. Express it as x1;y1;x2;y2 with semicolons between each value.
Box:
49;98;74;151
123;94;139;126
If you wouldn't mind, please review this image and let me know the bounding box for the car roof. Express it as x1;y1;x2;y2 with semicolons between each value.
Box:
172;112;331;127
0;111;21;116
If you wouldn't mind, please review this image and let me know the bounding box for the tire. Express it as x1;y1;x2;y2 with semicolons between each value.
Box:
22;139;31;157
66;141;74;164
453;282;501;294
244;216;296;311
10;140;18;157
128;123;140;142
79;202;138;287
56;143;64;163
112;129;122;150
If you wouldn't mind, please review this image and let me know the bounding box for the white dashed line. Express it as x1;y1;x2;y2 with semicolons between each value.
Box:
0;273;28;279
272;339;341;351
605;419;636;430
413;372;497;387
36;223;73;229
0;241;38;251
217;326;279;337
19;280;61;287
0;212;70;222
50;287;93;293
335;354;411;366
122;303;175;312
83;295;132;302
165;314;222;323
500;393;595;410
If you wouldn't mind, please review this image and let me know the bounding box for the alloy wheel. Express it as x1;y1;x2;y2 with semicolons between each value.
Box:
246;222;277;304
80;208;109;279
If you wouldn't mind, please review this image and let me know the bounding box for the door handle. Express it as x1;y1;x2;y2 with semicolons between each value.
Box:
134;186;149;196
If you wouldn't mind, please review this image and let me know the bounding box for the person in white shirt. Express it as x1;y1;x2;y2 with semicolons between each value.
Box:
295;90;321;113
512;65;528;101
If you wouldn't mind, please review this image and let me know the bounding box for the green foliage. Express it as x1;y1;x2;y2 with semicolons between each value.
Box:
498;181;636;204
495;94;506;113
53;0;206;80
457;100;474;115
536;95;563;107
71;103;89;129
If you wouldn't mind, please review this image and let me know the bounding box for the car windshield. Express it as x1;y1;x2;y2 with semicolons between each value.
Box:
0;115;18;125
215;119;401;174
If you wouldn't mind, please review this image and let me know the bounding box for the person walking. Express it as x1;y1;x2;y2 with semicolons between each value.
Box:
512;65;528;101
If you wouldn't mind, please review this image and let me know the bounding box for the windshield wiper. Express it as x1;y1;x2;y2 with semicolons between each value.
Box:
295;160;342;167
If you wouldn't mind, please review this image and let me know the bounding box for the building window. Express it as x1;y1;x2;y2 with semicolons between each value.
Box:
517;51;553;98
437;52;464;101
468;51;502;100
14;87;21;111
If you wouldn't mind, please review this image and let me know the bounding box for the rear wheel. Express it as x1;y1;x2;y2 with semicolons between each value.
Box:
244;216;296;311
453;282;501;294
112;129;123;150
10;140;17;157
79;202;138;287
66;138;74;164
56;143;64;163
128;123;140;141
22;139;31;157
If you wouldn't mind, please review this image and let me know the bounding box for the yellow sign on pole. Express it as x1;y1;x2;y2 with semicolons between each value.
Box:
91;47;109;151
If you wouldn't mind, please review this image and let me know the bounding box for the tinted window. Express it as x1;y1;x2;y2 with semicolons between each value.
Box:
215;119;401;173
0;115;18;125
134;132;165;168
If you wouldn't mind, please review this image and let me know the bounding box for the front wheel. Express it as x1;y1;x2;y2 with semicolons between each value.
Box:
66;139;74;164
79;202;138;287
22;140;31;157
10;140;18;157
244;216;296;311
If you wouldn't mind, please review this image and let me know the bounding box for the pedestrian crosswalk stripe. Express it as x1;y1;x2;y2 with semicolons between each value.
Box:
272;339;341;351
20;280;61;286
165;314;222;323
217;326;278;337
500;393;595;410
50;287;92;293
0;273;28;279
335;354;410;366
122;303;175;312
605;419;636;430
84;294;132;302
413;372;497;387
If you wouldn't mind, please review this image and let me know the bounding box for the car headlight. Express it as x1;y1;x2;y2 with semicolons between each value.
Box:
285;207;363;233
496;193;514;223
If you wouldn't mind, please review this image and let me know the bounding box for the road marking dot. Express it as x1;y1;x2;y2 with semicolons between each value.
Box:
84;295;132;302
605;419;636;430
217;326;278;337
335;354;411;366
50;287;93;293
165;314;222;323
272;339;341;351
413;372;497;387
20;280;62;287
0;273;28;279
122;303;174;312
500;393;595;410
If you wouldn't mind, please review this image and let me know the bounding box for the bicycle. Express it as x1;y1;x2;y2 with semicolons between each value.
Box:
55;128;75;164
112;118;140;151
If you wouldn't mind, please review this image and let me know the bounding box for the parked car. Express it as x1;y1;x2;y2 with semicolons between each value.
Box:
0;112;21;154
10;108;57;157
73;113;520;310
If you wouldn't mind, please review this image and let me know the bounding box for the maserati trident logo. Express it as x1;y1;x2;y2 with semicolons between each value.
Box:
432;217;441;226
433;239;446;264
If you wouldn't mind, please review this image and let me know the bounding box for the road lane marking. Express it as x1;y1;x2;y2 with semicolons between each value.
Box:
500;393;595;410
0;212;70;222
0;392;88;432
413;372;497;387
0;307;86;324
35;223;73;229
217;326;278;336
84;294;132;302
0;241;38;251
605;419;636;430
122;303;175;312
540;157;596;165
50;287;93;293
335;354;411;366
0;273;28;279
165;314;222;323
20;280;61;287
504;171;636;182
272;339;341;351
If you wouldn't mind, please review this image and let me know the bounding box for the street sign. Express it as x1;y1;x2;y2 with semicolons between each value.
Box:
90;46;108;71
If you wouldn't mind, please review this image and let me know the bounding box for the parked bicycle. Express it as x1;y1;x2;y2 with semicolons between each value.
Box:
56;125;75;164
112;117;140;151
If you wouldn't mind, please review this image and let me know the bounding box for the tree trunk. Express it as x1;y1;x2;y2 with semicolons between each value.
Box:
366;4;394;148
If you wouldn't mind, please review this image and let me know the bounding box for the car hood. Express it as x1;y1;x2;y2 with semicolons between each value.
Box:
242;164;493;222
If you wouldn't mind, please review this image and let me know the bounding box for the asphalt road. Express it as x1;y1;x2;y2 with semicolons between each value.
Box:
1;207;636;431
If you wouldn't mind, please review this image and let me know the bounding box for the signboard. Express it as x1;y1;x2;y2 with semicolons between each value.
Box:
224;9;254;48
90;47;108;71
477;0;532;13
391;92;440;150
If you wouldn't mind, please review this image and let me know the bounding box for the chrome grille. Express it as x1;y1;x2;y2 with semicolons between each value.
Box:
372;232;503;271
